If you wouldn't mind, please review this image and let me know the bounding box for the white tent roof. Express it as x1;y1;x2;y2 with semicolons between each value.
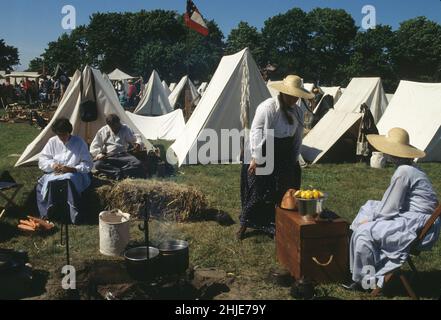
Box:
108;68;136;81
170;48;271;166
169;83;177;92
162;80;172;96
377;80;441;162
126;109;185;141
334;77;388;123
267;80;279;98
15;66;153;167
133;70;173;116
303;83;314;92
301;110;362;164
6;71;41;78
197;82;208;96
168;76;201;109
321;86;342;103
386;93;394;104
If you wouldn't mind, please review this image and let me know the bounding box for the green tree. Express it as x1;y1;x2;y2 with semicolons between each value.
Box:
134;16;224;83
346;25;397;92
307;8;357;85
0;39;19;71
226;21;264;66
261;8;310;80
27;57;45;73
392;17;441;82
41;26;89;75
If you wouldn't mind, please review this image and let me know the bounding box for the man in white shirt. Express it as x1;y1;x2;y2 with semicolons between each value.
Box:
90;114;144;180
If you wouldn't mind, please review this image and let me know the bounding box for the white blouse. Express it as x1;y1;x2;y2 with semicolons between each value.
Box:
248;97;304;163
38;135;93;173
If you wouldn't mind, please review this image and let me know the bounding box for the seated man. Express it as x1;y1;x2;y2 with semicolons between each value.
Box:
345;128;441;291
37;118;93;224
90;114;144;180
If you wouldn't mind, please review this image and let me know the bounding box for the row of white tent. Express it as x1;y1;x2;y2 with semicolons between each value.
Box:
15;48;441;168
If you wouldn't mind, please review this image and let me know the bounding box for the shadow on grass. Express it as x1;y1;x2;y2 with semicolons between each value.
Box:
196;209;236;226
241;229;274;240
0;269;49;300
382;270;441;299
0;222;20;242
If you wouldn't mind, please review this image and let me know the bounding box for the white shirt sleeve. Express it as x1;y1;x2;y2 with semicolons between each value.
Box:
124;125;139;145
90;128;104;157
250;100;275;163
74;138;93;173
38;139;56;172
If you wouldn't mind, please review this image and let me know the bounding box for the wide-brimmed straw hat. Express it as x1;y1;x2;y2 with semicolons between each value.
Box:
367;128;426;159
269;75;314;100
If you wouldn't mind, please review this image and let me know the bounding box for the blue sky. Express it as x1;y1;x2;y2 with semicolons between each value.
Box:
1;0;441;71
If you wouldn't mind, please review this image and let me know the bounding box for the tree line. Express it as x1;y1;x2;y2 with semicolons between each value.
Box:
2;8;441;92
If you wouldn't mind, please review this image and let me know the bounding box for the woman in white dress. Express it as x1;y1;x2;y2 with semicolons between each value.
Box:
344;128;440;291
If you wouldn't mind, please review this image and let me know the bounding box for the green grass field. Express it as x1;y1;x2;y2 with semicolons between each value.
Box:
1;121;440;300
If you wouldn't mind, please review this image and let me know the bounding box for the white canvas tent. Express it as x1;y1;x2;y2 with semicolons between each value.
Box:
321;86;342;103
334;77;388;123
312;86;343;114
301;110;362;164
377;80;441;162
126;109;185;141
170;48;271;166
168;76;201;109
162;80;172;96
108;68;136;81
134;70;173;116
15;66;153;167
169;83;177;92
6;72;41;85
386;93;394;104
267;80;279;98
197;82;208;96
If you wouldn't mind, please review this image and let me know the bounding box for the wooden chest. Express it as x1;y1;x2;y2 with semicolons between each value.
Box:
276;207;350;284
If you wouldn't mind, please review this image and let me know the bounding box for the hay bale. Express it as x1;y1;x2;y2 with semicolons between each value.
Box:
96;179;207;221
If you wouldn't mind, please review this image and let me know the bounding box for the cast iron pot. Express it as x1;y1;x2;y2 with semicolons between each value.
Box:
158;240;189;275
124;246;160;281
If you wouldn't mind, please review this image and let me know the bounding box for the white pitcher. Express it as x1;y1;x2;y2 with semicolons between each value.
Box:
370;152;386;169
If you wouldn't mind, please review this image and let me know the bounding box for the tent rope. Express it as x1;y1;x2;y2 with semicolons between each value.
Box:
240;55;250;129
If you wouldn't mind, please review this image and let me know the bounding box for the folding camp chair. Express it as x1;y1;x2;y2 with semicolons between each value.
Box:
0;182;23;219
372;204;441;300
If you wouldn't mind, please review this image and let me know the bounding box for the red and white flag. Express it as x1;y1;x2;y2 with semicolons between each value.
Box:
184;0;209;36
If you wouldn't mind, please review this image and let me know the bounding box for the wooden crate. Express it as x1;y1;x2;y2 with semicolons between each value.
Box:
276;207;350;284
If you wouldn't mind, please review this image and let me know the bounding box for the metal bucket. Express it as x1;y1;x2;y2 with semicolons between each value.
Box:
296;194;328;220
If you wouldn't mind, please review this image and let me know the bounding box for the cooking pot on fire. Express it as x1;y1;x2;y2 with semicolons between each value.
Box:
124;246;159;281
158;240;189;275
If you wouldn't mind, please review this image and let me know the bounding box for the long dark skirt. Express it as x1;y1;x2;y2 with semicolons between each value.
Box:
240;137;301;234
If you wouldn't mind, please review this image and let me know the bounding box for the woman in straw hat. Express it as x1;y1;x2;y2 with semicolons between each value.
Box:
237;75;314;240
344;128;440;291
